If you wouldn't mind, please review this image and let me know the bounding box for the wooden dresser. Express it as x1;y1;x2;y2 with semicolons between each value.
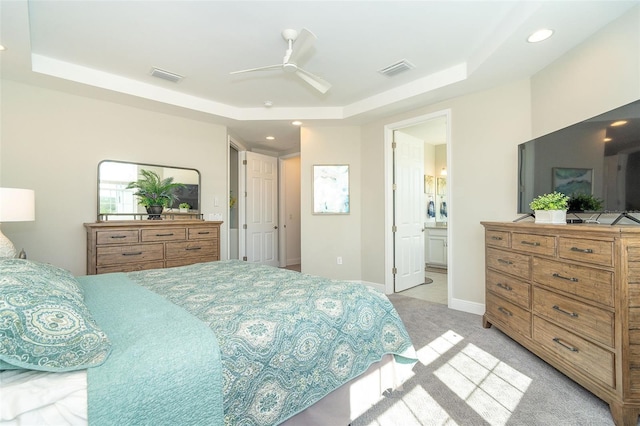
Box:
482;222;640;426
85;220;222;275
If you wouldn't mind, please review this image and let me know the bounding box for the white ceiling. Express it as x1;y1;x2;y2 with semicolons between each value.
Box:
1;1;637;153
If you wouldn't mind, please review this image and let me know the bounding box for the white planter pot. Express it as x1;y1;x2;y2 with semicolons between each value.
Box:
534;210;566;224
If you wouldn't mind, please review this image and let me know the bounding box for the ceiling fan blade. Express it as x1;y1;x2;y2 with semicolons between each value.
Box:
288;28;317;64
296;68;331;94
230;64;281;75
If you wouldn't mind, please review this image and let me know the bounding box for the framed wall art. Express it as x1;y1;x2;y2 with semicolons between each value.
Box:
312;164;350;214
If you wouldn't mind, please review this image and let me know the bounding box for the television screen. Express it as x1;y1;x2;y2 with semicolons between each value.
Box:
171;184;199;210
518;99;640;214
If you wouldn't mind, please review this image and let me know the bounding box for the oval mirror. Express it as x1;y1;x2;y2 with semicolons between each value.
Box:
97;160;201;220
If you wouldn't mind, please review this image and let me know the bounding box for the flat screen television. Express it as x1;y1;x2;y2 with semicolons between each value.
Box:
518;99;640;215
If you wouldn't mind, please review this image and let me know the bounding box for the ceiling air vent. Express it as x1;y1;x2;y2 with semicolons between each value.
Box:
150;67;184;83
378;59;415;77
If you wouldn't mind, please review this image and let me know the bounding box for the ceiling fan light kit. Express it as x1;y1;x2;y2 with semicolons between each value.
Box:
230;28;332;94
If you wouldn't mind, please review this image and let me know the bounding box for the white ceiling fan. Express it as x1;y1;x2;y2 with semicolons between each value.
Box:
230;28;331;94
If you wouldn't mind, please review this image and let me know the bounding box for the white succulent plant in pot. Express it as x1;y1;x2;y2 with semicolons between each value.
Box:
530;191;569;224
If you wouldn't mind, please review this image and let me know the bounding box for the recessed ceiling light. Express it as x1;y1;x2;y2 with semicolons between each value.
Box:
0;45;6;51
604;137;612;142
266;136;275;140
611;120;628;127
292;121;302;126
264;101;273;108
527;29;554;43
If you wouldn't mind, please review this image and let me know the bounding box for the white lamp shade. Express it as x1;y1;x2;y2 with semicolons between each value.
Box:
0;188;35;222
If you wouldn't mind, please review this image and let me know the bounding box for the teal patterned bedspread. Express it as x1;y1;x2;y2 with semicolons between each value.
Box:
127;260;416;426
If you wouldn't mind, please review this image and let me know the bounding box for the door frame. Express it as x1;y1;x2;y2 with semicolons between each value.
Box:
384;109;452;302
278;152;301;268
228;136;247;261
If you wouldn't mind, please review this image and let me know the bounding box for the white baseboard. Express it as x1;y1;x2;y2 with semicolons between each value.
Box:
449;297;485;316
286;257;301;266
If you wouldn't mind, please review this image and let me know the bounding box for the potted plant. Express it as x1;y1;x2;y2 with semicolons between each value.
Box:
127;169;185;219
530;191;569;224
568;193;603;212
179;202;191;213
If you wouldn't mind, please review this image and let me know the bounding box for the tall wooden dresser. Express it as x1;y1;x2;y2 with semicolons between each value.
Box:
482;222;640;426
85;220;221;275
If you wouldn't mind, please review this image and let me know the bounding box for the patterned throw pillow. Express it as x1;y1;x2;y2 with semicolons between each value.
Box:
0;259;111;371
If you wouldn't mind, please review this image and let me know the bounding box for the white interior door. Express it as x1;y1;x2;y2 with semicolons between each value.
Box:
394;132;425;292
243;151;279;266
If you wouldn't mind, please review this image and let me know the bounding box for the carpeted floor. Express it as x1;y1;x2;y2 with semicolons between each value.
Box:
352;294;636;426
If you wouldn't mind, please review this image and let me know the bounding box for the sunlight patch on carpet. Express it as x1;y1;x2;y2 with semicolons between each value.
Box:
434;343;532;426
360;385;458;426
416;330;463;366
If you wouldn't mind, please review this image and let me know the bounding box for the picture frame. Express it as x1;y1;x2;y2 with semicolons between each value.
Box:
424;175;434;194
552;167;593;195
312;164;350;214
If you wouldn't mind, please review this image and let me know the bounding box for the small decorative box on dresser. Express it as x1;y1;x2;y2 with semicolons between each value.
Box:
481;222;640;425
85;220;222;275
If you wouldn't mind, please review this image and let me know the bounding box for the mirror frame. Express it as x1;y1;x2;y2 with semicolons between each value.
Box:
97;159;201;221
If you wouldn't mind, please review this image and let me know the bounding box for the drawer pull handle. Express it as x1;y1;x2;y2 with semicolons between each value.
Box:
497;259;513;265
552;337;579;352
496;282;513;291
491;236;503;241
552;305;578;318
122;252;143;256
186;247;202;251
110;235;127;239
570;247;593;254
520;241;540;246
498;307;513;317
197;231;210;235
552;273;579;282
156;233;174;237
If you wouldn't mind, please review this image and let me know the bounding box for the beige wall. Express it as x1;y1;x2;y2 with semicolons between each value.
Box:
300;126;362;280
0;80;229;275
531;7;640;137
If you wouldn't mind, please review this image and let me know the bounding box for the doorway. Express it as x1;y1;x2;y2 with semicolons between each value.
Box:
385;110;451;305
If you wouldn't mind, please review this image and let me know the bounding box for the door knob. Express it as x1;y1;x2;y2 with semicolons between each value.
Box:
274;226;278;229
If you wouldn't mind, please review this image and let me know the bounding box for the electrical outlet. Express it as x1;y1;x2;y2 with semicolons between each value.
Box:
337;256;342;265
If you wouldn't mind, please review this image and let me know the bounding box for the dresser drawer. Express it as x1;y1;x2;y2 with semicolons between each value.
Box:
533;316;614;388
512;232;556;256
96;229;139;245
166;257;217;268
97;261;165;274
485;230;510;248
165;239;217;259
558;237;614;267
188;227;218;240
96;243;164;266
487;269;530;309
486;247;531;279
533;258;613;307
533;287;614;347
485;292;531;338
141;228;186;242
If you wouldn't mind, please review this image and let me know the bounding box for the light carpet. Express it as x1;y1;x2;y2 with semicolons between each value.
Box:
352;294;636;426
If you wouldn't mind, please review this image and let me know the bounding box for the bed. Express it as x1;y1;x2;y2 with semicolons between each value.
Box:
0;258;417;425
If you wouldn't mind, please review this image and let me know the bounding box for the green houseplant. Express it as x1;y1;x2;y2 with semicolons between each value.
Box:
529;191;569;224
179;202;191;212
127;169;185;219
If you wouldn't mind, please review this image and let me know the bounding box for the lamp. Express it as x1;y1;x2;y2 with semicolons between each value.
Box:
0;188;35;258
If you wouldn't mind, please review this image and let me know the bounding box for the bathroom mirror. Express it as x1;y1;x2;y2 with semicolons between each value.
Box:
97;160;200;220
